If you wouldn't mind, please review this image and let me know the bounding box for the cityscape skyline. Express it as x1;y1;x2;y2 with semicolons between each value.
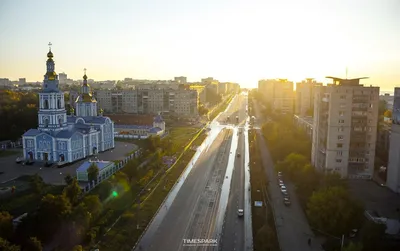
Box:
0;0;399;91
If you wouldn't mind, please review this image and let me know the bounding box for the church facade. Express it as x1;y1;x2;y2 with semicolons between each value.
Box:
22;45;115;164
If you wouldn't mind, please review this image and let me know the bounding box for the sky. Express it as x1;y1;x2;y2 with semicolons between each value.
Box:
0;0;399;91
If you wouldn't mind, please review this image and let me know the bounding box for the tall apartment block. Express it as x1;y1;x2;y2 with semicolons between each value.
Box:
387;88;400;193
311;77;379;179
295;78;322;116
258;79;294;114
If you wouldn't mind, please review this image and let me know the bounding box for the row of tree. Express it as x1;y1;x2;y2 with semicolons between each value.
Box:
0;173;102;250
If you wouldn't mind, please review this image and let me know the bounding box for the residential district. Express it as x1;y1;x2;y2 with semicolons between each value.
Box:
0;48;399;251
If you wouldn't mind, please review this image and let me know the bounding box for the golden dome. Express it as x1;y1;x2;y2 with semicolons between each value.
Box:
47;51;53;58
47;71;57;80
83;74;88;80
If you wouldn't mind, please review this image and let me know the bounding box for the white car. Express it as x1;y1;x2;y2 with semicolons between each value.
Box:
237;209;244;217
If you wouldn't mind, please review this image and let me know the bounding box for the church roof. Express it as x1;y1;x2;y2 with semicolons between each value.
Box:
67;116;110;125
154;115;164;123
23;129;41;137
56;129;77;138
149;127;162;133
114;124;152;130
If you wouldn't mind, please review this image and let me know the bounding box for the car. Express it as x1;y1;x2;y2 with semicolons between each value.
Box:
284;197;291;206
15;157;24;163
281;187;287;194
23;160;34;165
278;171;283;177
237;209;244;217
278;180;284;186
237;153;240;157
282;190;289;196
44;162;55;168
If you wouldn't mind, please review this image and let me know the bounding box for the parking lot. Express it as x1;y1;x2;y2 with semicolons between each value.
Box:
348;180;400;219
0;141;138;185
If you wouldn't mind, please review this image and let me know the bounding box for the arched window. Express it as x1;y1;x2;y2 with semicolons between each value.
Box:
44;118;49;127
59;116;63;126
57;99;61;109
44;100;49;109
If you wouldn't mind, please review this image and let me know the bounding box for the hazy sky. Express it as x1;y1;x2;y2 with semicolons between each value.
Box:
0;0;399;90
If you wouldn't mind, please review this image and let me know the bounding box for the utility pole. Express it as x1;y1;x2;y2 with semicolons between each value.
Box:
340;234;345;250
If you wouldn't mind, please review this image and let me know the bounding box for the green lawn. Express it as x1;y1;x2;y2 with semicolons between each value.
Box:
0;150;20;158
167;127;200;149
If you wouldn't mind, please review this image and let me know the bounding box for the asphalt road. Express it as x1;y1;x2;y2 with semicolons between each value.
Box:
253;100;323;251
137;129;233;251
219;94;247;251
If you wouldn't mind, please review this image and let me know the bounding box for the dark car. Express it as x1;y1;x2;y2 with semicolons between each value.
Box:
15;157;24;163
284;197;291;206
24;160;35;165
44;162;54;168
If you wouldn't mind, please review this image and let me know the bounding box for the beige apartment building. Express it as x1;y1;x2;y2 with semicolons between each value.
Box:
311;77;379;179
258;79;294;114
94;88;198;117
295;78;322;116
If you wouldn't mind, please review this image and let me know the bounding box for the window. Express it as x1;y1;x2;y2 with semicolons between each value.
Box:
337;151;343;156
340;104;346;108
340;95;346;99
44;118;49;127
57;99;61;109
44;100;49;109
339;111;344;116
339;119;344;124
369;103;373;108
337;143;343;148
338;127;344;132
336;159;342;163
338;135;344;140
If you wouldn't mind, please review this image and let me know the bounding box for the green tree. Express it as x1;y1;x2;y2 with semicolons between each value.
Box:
24;237;42;251
71;245;83;251
63;178;82;205
0;211;13;240
35;194;72;241
342;242;363;251
378;100;387;116
275;153;308;180
361;221;386;251
30;174;45;194
87;162;100;182
64;174;74;185
296;164;320;204
82;195;102;220
97;180;112;201
0;237;20;251
123;159;139;182
383;109;392;118
307;186;363;236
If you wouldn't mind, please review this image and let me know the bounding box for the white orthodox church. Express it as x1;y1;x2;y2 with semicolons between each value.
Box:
22;44;115;164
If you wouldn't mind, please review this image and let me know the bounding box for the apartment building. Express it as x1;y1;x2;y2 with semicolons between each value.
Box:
258;79;294;114
387;88;400;193
311;77;379;179
295;78;322;116
94;88;198;117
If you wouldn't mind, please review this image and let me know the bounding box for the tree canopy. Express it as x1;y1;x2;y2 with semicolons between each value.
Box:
87;163;100;182
383;109;392;118
0;90;39;141
307;186;363;236
0;211;13;240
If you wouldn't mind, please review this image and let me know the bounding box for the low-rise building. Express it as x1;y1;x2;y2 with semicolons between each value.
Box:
76;160;115;182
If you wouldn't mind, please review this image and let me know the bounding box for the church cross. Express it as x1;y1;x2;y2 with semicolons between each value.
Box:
84;68;87;75
48;42;52;51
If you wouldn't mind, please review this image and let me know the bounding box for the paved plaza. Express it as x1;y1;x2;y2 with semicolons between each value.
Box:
0;141;137;185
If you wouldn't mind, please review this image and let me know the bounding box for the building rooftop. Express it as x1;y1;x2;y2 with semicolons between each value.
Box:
76;160;113;172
